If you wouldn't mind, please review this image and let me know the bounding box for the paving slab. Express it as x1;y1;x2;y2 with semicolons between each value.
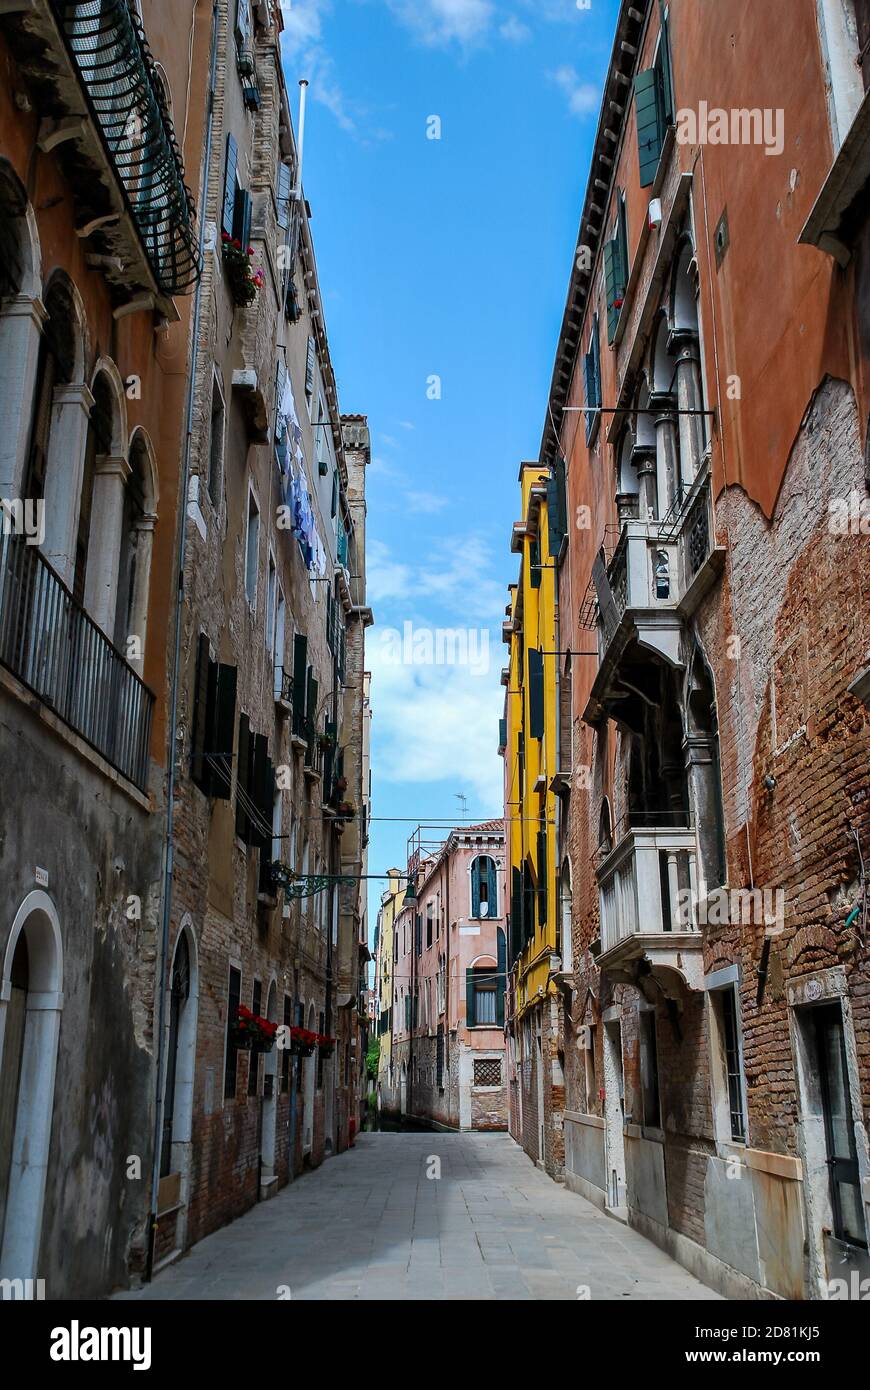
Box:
114;1132;722;1302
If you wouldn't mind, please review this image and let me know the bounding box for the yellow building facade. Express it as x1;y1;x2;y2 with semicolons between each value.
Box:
375;869;405;1100
501;460;566;1172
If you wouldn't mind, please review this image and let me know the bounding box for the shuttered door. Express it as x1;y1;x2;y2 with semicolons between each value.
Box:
212;663;238;799
291;633;307;735
191;631;211;790
496;929;506;1027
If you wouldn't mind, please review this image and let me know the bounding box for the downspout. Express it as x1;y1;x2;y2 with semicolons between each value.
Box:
146;0;219;1283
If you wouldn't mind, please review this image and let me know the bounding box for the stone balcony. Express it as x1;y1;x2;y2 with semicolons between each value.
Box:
595;825;704;995
584;474;724;722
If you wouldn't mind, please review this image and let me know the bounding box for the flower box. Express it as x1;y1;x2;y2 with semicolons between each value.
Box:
289;1026;319;1057
232;1005;278;1053
221;234;264;307
267;859;295;890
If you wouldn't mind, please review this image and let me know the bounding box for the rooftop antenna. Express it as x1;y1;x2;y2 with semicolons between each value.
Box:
455;792;468;818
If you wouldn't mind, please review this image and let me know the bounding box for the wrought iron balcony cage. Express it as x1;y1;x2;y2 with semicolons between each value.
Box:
51;0;201;296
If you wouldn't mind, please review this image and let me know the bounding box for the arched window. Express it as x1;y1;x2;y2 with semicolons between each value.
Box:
598;800;613;857
0;160;42;501
470;855;498;918
559;859;573;973
24;277;78;505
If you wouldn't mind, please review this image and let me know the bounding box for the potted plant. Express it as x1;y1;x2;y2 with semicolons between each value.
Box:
221;233;265;307
232;1005;278;1053
335;800;356;820
317;1033;336;1058
317;730;336;753
289;1026;318;1057
335;776;348;794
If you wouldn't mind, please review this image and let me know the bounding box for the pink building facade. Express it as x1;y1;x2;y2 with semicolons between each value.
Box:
383;823;508;1131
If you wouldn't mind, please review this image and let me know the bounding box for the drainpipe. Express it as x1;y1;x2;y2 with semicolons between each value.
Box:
145;0;219;1284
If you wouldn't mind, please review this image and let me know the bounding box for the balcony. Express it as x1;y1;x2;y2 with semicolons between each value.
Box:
3;0;201;307
0;536;154;790
584;475;724;723
596;826;704;993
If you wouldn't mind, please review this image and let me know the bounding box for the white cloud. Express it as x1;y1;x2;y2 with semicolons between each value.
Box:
280;0;386;138
368;641;503;806
549;64;599;118
399;420;416;431
366;539;414;602
386;0;495;48
499;15;531;43
405;490;448;514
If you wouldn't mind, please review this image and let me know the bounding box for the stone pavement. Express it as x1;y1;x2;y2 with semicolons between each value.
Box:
116;1132;722;1301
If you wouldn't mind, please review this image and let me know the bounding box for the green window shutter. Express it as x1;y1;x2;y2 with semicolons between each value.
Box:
583;349;595;442
603;238;622;344
277;161;292;230
547;459;567;556
617;195;630;290
529;535;541;589
528;648;545;740
496;929;506;1027
212;663;238;799
591;315;601;405
635;67;664;187
291;633;307;735
466;969;476;1027
233;186;252;250
510;866;522;962
222;135;238;238
498;717;507;751
191;631;212;791
471;858;481;916
235;714;250;840
523;860;535;942
330;468;338;519
537;830;548;928
487;858;499;914
659;2;674;125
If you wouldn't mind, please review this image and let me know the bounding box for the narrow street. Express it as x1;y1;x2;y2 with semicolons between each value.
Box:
116;1133;719;1302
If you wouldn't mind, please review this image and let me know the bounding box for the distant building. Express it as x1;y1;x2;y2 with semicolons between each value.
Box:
384;823;508;1132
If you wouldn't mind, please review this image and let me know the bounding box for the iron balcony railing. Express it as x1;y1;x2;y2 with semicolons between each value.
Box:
51;0;201;296
0;535;154;790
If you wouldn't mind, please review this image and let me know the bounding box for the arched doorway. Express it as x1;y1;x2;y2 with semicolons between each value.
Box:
302;1003;316;1157
0;891;63;1283
260;981;278;1192
160;926;197;1180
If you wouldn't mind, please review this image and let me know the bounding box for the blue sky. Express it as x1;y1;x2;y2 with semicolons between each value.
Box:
279;0;620;935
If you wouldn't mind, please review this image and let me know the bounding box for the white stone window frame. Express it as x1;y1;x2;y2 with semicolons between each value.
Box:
244;479;260;610
471;1051;504;1093
704;963;749;1153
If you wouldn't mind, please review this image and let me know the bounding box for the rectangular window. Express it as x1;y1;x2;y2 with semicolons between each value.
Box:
276;160;293;230
604;195;629;344
235;0;250;47
639;1010;661;1129
528;647;545;739
208;372;225;507
473;1058;502;1088
305;336;316;408
584;1023;598;1112
281;996;292;1092
547;458;568;554
719;986;746;1143
529;535;541;589
245;488;259;606
248;979;262;1095
222;134;239;239
266;551;276;655
191;633;237;800
224;966;242;1099
583;315;602;444
467;967;497;1027
426;902;434;949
